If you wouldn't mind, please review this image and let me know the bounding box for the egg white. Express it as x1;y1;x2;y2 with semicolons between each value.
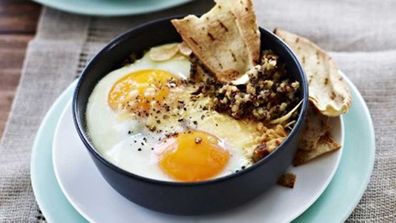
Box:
87;51;190;149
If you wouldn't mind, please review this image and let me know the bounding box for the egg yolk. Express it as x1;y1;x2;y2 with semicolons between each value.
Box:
159;131;230;182
108;69;176;114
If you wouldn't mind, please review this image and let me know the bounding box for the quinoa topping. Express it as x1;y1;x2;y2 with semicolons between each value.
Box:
191;50;301;123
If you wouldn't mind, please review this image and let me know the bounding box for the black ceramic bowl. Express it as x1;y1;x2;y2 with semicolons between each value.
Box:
73;16;308;215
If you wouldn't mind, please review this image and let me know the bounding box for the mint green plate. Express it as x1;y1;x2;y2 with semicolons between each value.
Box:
31;82;87;223
31;76;375;222
33;0;191;16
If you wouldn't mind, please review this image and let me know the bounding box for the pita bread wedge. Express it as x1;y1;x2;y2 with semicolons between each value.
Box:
298;104;330;151
294;104;341;166
171;0;260;82
294;133;341;166
217;0;261;64
274;28;351;117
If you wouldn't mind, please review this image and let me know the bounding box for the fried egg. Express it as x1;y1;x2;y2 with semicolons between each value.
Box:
86;43;266;182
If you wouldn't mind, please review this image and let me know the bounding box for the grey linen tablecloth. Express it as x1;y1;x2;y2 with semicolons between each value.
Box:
0;0;395;222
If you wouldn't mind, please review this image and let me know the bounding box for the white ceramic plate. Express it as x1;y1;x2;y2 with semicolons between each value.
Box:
53;99;343;223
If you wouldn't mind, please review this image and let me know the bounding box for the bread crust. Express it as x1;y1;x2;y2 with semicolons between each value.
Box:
171;0;260;82
274;28;352;116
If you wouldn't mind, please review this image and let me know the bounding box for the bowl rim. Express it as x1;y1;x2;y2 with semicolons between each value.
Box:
73;15;309;187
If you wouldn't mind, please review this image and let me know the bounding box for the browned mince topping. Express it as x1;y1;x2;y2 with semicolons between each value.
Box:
193;50;300;122
252;144;270;162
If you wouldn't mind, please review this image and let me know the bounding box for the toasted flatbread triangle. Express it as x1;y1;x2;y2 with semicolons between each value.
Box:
274;28;352;116
171;0;260;82
294;104;341;166
217;0;261;64
294;133;340;166
298;104;331;151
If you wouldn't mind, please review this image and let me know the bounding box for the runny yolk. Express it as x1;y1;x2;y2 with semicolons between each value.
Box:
159;131;230;182
108;69;176;114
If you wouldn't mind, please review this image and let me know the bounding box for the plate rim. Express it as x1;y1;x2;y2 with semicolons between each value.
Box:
32;0;192;16
30;81;86;223
52;100;95;222
339;75;376;221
